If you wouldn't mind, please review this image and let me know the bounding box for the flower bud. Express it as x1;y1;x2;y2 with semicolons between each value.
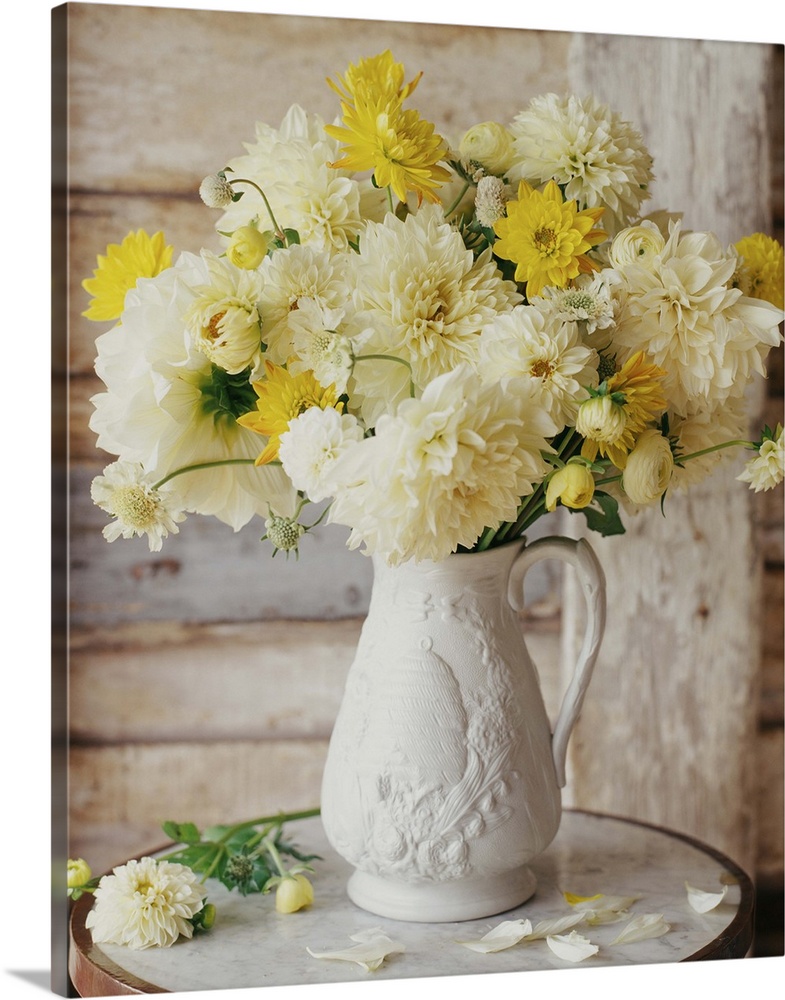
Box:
622;429;674;504
275;873;314;914
67;858;92;889
199;172;235;209
265;512;305;555
474;175;508;227
545;462;596;512
459;122;515;175
576;395;627;445
226;226;270;270
609;221;665;270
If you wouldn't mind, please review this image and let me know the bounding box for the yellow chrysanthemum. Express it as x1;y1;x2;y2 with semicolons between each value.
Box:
493;180;607;298
236;361;343;466
327;49;421;106
734;233;784;309
580;350;668;469
325;92;451;206
82;230;173;321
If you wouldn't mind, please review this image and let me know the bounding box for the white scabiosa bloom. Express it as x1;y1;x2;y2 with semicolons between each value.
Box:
737;426;785;492
183;251;264;375
474;175;509;227
286;300;354;395
327;366;557;565
91;461;186;551
85;857;206;950
478;305;598;428
507;93;654;235
199;172;234;209
530;272;617;343
89;253;297;530
278;406;365;502
345;204;522;423
214;104;385;253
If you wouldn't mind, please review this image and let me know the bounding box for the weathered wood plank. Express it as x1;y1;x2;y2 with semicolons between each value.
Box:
755;727;784;883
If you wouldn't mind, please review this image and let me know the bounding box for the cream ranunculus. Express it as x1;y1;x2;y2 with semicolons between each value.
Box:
545;462;595;511
622;429;674;504
275;873;314;914
68;859;92;890
459;121;515;175
226;226;271;270
608;221;665;270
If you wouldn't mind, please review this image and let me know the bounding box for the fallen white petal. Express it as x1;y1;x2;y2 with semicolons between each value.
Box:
525;912;586;940
307;929;405;972
456;918;533;953
685;882;728;913
610;913;670;944
567;893;640;913
546;931;599;962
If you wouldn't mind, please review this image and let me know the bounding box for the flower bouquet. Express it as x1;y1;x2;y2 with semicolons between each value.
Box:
83;50;785;565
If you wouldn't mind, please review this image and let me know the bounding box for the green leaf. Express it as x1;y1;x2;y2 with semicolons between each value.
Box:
571;490;626;537
283;228;301;245
162;821;202;844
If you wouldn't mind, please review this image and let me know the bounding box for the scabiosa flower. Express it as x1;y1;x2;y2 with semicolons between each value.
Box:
733;233;784;309
91;461;187;552
82;229;173;322
492;179;607;298
287;300;354;396
84;857;206;950
199;172;235;209
507;93;654;235
474;175;509;227
530;272;617;345
737;425;785;492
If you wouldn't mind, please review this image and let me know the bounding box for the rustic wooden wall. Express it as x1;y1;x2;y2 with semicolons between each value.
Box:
63;3;783;951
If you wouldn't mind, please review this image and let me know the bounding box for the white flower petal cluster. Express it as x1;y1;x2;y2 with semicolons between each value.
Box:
611;223;784;414
668;395;748;492
327;366;558;565
85;857;205;950
737;427;785;492
215;104;385;252
478;305;598;427
530;272;617;343
91;460;187;551
89;253;296;528
507;93;654;235
278;407;365;503
287;300;354;395
345;204;521;423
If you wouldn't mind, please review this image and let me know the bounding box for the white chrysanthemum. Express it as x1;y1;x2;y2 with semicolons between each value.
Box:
737;426;785;492
89;253;297;529
507;93;654;235
91;460;187;551
612;223;784;413
183;251;263;374
279;406;365;502
287;299;354;395
258;243;351;364
85;857;205;950
529;271;617;346
327;366;558;565
345;204;522;423
667;396;748;492
215;104;385;252
478;305;598;428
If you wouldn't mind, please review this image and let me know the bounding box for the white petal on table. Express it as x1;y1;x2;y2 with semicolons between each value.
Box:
546;931;599;962
609;913;671;944
685;882;729;913
307;928;405;972
524;912;587;940
456;919;533;953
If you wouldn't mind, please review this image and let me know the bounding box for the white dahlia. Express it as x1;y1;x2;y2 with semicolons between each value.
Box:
327;366;557;565
612;223;784;413
507;93;654;235
89;253;297;529
85;857;205;950
215;104;385;253
668;395;749;492
278;406;365;503
345;204;522;423
91;460;187;551
478;305;598;428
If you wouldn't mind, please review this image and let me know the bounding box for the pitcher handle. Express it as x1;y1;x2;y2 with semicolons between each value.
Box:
508;535;606;788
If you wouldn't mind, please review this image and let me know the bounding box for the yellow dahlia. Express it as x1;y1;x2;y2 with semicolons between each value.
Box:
325;92;451;206
580;350;668;468
734;233;784;309
493;180;606;297
236;361;343;466
327;49;421;105
82;229;173;321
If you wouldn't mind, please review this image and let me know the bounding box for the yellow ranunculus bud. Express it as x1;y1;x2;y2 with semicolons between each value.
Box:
67;858;92;889
226;226;271;270
275;873;314;914
545;462;595;512
622;429;674;505
459;122;515;175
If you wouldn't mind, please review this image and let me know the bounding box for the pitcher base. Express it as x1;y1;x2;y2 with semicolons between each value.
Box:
346;865;537;922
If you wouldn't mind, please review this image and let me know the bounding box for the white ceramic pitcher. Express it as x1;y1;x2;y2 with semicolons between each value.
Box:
320;535;606;922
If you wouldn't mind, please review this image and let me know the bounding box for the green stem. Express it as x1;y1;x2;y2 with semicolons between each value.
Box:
386;185;395;215
153;458;256;490
677;439;755;464
262;834;289;878
230;177;286;243
216;807;321;846
353;352;416;397
444;180;471;218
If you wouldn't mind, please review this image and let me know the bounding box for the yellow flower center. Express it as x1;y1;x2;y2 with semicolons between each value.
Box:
531;358;556;380
207;311;227;341
111;486;158;529
533;226;558;256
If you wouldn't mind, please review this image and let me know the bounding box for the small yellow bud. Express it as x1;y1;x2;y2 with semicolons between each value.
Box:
201;903;217;929
545;462;595;512
576;395;627;446
67;858;92;889
226;226;271;270
275;873;314;914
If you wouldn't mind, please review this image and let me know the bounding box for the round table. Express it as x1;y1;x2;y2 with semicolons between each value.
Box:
69;810;754;996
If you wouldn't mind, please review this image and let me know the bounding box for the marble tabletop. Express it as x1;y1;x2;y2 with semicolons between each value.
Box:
69;810;753;995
